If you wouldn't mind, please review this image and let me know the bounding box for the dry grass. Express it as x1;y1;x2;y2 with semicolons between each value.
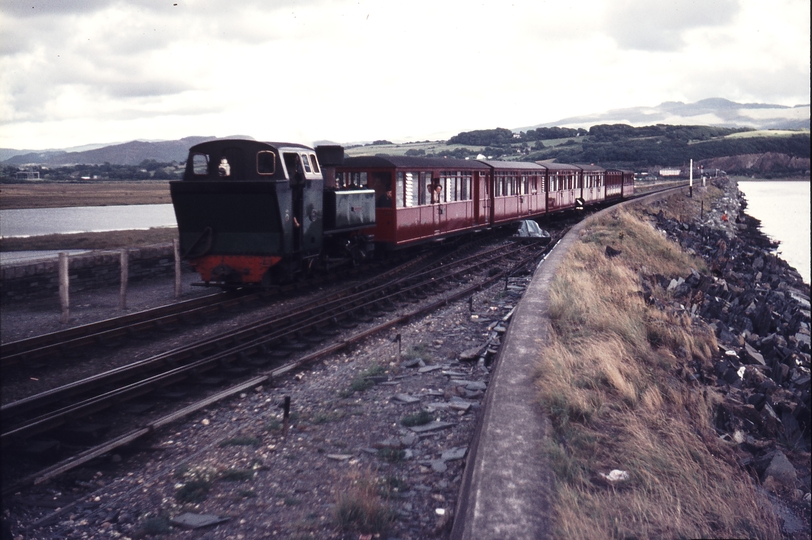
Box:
537;204;780;538
647;182;724;224
333;470;394;535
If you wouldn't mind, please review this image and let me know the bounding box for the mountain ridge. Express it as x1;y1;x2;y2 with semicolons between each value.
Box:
517;97;810;133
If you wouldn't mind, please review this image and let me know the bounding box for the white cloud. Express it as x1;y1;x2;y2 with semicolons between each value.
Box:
0;0;808;150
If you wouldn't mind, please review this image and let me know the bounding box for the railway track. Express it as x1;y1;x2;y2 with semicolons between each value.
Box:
0;254;416;368
1;233;556;495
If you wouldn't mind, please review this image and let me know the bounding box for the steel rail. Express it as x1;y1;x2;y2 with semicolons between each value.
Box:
1;241;539;446
0;242;517;418
1;238;554;497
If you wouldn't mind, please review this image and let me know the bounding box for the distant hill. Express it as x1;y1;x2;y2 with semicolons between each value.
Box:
0;135;263;166
1;136;219;166
517;98;810;133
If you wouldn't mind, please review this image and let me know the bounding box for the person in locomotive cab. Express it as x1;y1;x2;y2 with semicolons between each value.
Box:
291;156;305;232
218;158;231;177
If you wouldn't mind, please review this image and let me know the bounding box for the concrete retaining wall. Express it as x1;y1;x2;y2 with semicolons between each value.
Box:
0;244;182;302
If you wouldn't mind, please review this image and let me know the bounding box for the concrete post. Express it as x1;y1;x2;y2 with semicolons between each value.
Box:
59;252;69;324
120;248;129;310
689;158;693;198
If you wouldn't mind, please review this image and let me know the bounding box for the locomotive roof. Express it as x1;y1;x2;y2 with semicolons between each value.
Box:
340;155;490;169
188;139;314;152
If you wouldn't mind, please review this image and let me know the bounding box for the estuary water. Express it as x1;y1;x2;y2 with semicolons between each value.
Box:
0;204;177;239
737;180;810;284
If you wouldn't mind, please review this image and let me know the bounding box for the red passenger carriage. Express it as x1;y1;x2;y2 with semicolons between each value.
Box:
481;161;547;224
331;156;491;249
539;162;583;212
577;164;606;206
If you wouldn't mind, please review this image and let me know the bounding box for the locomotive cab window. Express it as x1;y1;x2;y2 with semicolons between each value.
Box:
257;151;276;175
300;153;312;174
191;153;209;176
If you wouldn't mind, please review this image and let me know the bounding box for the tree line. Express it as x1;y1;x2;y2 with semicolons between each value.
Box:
1;160;184;182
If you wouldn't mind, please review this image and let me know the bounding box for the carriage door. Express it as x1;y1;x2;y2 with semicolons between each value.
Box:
474;171;488;226
526;174;537;215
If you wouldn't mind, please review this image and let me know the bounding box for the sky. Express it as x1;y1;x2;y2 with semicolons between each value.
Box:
0;0;809;151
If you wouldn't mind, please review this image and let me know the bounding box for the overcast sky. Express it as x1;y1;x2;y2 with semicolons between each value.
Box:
1;0;809;150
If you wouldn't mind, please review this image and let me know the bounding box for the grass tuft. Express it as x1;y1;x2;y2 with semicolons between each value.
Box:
400;410;433;427
134;515;172;537
340;363;388;397
334;472;395;535
218;435;261;447
377;448;406;462
219;468;255;482
175;479;212;504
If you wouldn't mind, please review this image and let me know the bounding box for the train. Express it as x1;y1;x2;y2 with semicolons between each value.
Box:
169;138;634;286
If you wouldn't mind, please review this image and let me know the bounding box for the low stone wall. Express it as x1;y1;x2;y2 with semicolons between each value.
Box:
0;244;183;302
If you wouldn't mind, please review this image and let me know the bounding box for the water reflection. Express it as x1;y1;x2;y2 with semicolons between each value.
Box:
738;181;810;284
0;204;177;238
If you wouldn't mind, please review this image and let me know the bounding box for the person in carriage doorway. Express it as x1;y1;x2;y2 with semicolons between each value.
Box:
430;179;443;204
377;189;393;208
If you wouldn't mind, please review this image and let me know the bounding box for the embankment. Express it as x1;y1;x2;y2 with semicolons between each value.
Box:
0;244;181;302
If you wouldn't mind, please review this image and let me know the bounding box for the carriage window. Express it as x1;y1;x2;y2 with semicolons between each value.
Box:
461;173;471;200
419;172;431;205
192;153;209;175
309;154;320;173
439;171;472;202
349;171;367;188
395;171;419;208
335;171;368;188
257;151;276;175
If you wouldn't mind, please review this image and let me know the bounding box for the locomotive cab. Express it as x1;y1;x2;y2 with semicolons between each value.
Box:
170;139;324;286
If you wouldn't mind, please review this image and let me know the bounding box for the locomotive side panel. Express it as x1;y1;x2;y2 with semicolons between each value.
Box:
323;189;376;231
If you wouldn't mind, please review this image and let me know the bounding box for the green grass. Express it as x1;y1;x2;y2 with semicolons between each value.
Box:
219;468;255;482
175;479;212;504
218;435;261;447
340;363;387;397
135;515;172;536
725;128;809;139
400;410;432;427
377;448;406;462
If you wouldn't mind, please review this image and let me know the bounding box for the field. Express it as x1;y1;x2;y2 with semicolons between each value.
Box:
725;128;810;139
0;181;172;210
